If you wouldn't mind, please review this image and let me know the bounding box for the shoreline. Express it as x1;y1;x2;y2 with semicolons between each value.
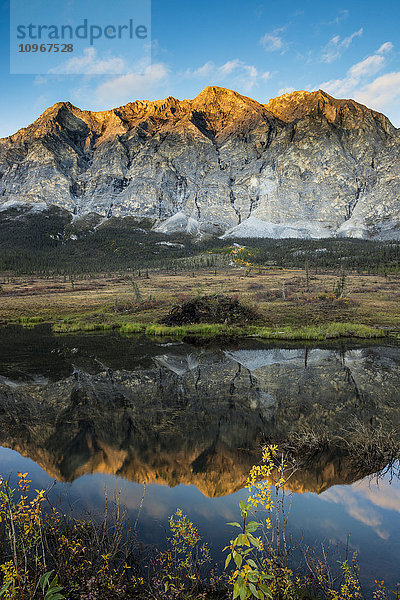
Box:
3;316;391;341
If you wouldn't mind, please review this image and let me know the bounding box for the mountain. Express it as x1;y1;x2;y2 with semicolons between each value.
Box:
1;87;400;240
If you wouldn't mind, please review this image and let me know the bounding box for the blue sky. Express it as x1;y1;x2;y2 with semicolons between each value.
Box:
1;0;400;137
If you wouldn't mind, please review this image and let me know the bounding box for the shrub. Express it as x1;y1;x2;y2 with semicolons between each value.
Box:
224;446;375;600
0;474;143;600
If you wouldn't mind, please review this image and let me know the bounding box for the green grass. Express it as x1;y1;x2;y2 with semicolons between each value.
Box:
52;321;119;333
144;323;237;337
256;322;385;341
51;319;386;340
119;322;146;334
17;316;45;327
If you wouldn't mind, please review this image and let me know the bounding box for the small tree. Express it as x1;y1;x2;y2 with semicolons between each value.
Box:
333;265;347;298
305;259;310;294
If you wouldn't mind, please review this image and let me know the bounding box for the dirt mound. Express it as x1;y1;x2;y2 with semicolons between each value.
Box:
162;294;260;326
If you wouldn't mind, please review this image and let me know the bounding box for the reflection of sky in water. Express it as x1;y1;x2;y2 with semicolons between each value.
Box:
1;446;399;590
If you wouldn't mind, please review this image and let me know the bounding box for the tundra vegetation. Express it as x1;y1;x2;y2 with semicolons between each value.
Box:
1;267;399;339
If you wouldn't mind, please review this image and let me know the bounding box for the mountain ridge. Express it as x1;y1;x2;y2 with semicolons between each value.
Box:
1;87;400;240
4;86;395;141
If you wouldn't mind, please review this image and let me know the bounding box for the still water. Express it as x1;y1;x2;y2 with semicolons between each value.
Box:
1;325;399;589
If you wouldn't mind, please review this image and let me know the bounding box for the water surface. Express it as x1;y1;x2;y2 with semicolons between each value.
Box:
1;325;399;590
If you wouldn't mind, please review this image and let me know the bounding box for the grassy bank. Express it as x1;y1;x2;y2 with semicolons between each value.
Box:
50;319;386;341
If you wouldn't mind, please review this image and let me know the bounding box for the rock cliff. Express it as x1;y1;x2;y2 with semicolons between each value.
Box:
1;87;400;239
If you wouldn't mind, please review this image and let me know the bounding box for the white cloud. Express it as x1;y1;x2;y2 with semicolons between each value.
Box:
319;42;395;105
321;28;363;63
355;71;400;111
261;33;283;52
260;28;287;53
348;54;385;79
218;59;242;76
341;29;363;47
72;62;170;108
320;9;349;26
185;59;271;92
188;61;215;78
243;65;257;79
320;76;357;97
331;9;349;24
321;76;358;97
49;47;126;75
377;41;394;54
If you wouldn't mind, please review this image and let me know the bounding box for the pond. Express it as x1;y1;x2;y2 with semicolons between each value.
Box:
0;325;399;591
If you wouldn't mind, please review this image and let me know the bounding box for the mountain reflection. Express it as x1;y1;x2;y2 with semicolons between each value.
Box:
1;331;400;497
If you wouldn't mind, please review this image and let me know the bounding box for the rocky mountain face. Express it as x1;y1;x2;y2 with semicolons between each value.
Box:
1;87;400;239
